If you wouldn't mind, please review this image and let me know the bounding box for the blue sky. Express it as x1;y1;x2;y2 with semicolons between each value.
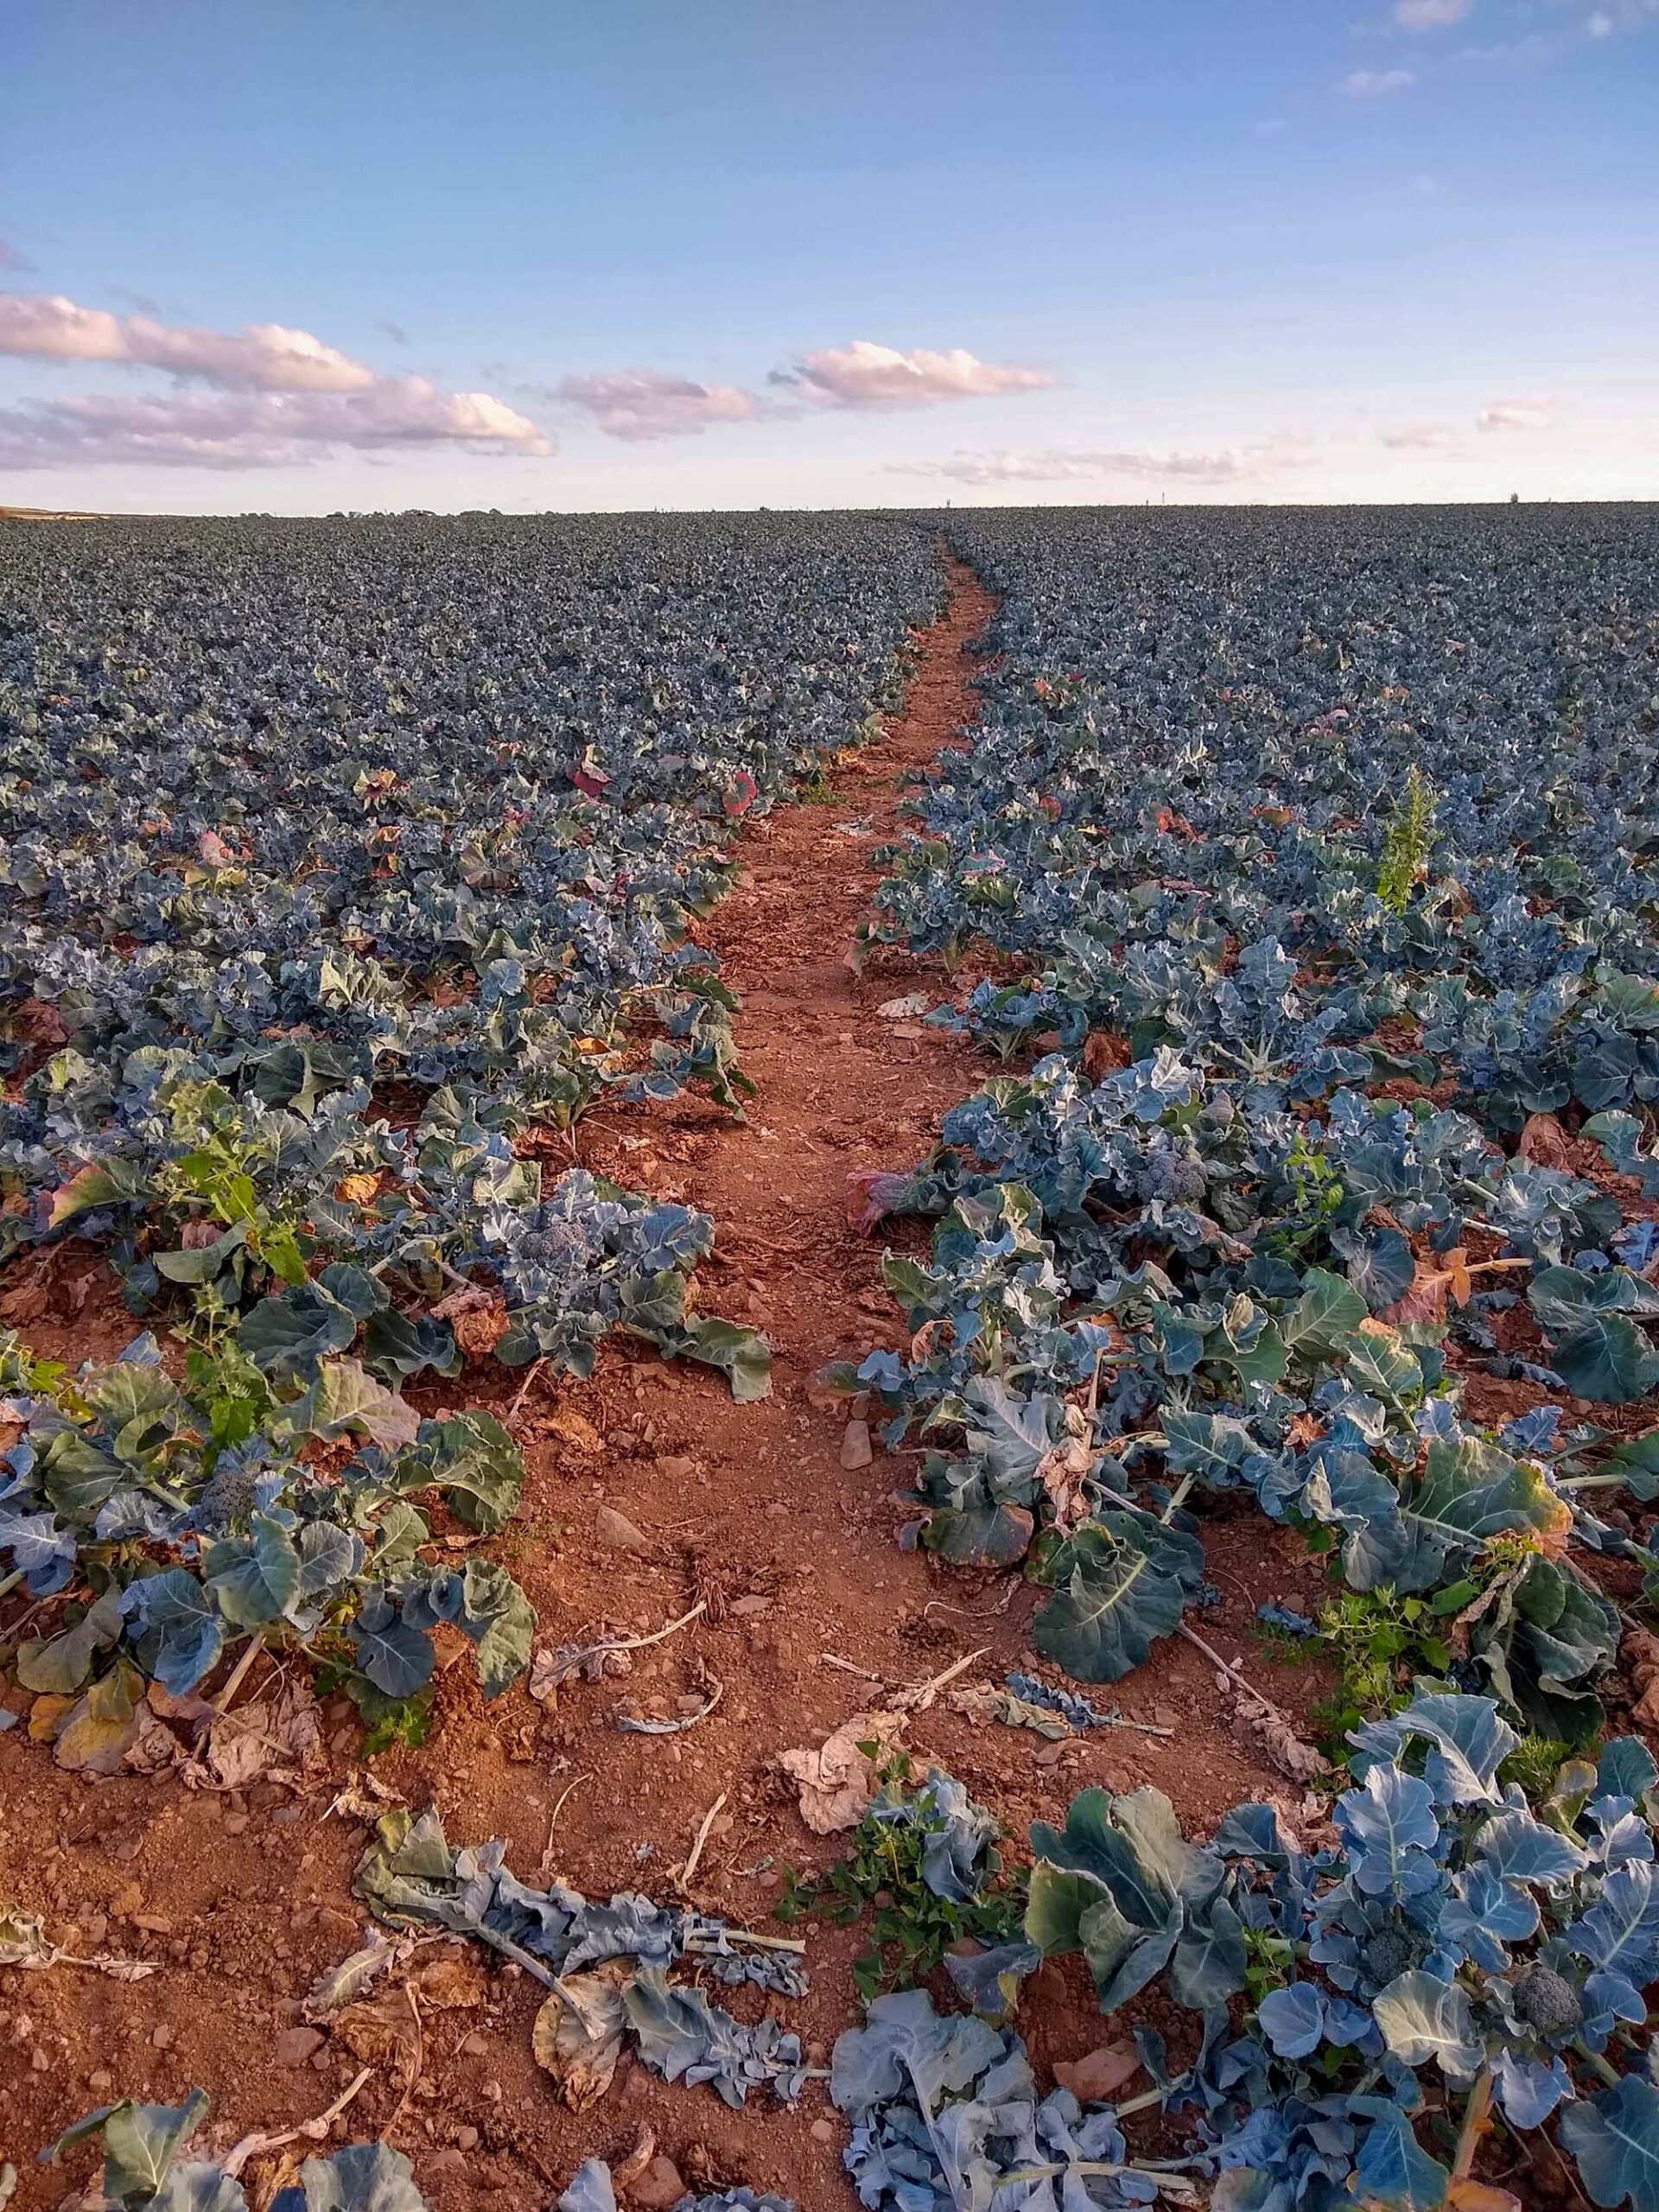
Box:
2;0;1656;510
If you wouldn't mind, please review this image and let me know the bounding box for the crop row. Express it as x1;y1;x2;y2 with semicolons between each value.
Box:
836;505;1659;2208
0;512;943;1739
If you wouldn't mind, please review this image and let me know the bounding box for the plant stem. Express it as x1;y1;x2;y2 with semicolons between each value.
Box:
1160;1471;1196;1524
1450;2064;1494;2183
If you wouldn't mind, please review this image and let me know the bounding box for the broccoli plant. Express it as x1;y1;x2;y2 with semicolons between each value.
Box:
775;1761;1026;2003
0;1327;534;1752
41;2090;428;2210
1015;1694;1659;2209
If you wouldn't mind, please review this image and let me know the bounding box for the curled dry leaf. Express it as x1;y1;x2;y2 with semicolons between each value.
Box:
1380;1248;1473;1327
777;1707;908;1833
325;1770;406;1823
1623;1626;1659;1732
0;1280;50;1327
181;1679;324;1792
303;1933;402;2020
948;1682;1071;1742
413;1953;485;2010
1229;1691;1330;1787
1080;1029;1130;1083
1034;1435;1093;1536
534;1403;606;1454
532;1960;633;2108
846;1170;910;1237
448;1291;512;1360
613;2126;658;2194
1517;1112;1572;1170
530;1639;633;1709
332;1981;423;2091
1;1903;158;1982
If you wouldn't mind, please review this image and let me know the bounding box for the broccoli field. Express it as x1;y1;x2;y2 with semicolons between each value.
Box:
3;503;1659;2212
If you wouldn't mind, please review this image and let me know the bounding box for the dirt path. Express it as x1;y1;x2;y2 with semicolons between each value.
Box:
0;552;1325;2211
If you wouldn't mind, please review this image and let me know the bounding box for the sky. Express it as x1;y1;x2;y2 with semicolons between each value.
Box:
2;0;1656;512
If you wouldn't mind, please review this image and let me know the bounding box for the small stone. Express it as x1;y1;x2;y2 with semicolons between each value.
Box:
594;1505;653;1556
729;1594;772;1618
275;2026;325;2069
460;2031;491;2057
810;2119;836;2144
456;2126;480;2152
429;2150;468;2178
656;1455;696;1481
1052;2041;1141;2104
839;1419;873;1471
88;2069;112;2092
628;2156;686;2210
222;1812;250;1836
764;1502;788;1521
150;2024;173;2050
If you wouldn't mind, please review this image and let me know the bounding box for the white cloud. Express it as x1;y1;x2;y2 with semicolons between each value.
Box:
772;340;1054;410
1343;67;1418;93
1395;0;1473;24
0;292;388;391
1478;395;1559;431
887;442;1300;487
0;382;550;470
0;287;547;465
556;367;766;441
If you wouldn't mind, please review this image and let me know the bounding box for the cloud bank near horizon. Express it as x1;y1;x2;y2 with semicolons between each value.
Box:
887;441;1296;486
549;340;1056;442
0;292;1056;462
0;288;548;466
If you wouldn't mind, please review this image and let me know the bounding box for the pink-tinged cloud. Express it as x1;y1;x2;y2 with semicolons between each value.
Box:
1379;422;1461;449
557;367;766;442
0;382;550;470
773;340;1054;410
0;286;547;463
1478;395;1559;432
0;292;384;391
887;442;1299;486
1395;0;1472;27
1342;67;1417;93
